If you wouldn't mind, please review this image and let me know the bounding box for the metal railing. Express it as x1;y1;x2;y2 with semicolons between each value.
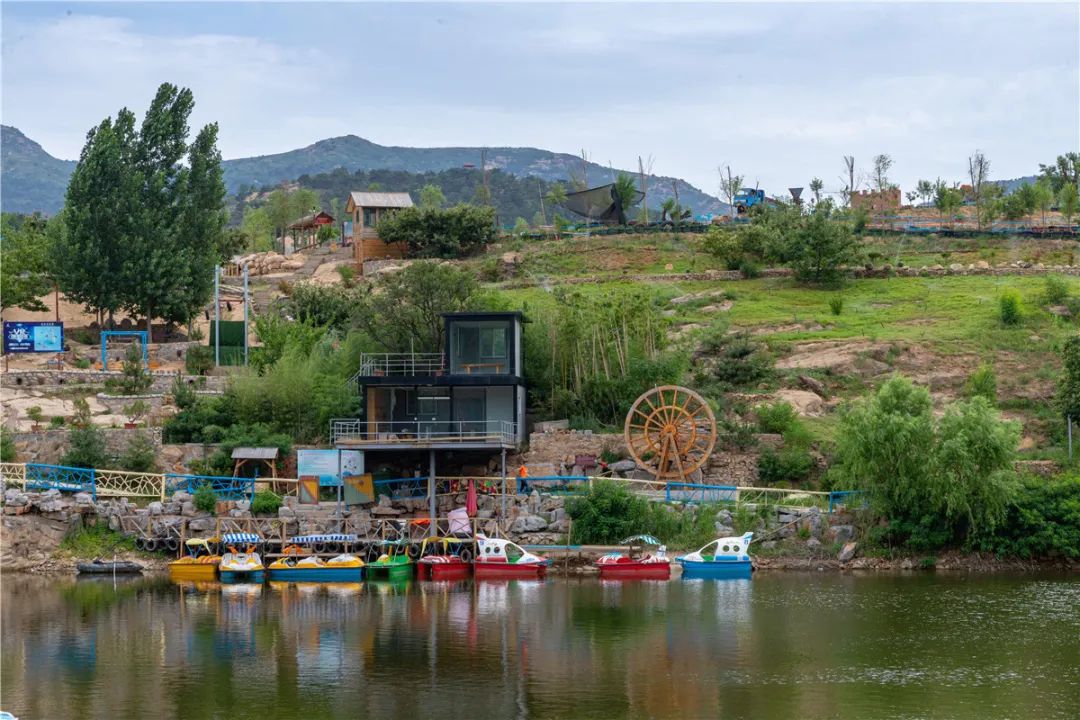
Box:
354;352;446;377
24;463;96;499
165;473;256;502
330;419;517;447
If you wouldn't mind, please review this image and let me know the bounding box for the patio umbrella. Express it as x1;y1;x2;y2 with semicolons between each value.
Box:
466;478;478;517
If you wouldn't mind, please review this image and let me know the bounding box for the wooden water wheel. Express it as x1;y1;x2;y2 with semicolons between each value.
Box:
624;385;717;482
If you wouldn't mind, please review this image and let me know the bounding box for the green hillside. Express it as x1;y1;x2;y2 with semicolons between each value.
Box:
0;126;77;214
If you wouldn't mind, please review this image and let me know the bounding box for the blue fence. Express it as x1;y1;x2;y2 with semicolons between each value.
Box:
165;473;255;502
665;482;738;504
827;491;863;513
24;463;96;499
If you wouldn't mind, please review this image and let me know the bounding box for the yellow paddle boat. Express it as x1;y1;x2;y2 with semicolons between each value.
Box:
168;538;221;582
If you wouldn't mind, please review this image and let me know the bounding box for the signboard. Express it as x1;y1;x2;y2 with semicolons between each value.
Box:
3;321;63;354
297;449;365;487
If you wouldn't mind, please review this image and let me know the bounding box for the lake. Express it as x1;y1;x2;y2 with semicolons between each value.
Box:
2;572;1077;719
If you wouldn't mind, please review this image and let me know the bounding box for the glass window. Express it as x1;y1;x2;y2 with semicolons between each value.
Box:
363;207;378;227
505;544;523;563
450;320;510;374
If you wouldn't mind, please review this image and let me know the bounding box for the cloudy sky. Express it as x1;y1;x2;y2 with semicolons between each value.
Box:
3;1;1077;198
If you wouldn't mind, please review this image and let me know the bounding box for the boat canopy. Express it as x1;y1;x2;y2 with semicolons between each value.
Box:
221;533;260;545
185;538;212;548
620;534;662;546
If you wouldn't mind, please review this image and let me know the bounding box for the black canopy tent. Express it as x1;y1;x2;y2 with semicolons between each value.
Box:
561;183;644;226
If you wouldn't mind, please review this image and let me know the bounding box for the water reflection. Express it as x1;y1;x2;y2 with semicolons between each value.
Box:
3;573;1079;719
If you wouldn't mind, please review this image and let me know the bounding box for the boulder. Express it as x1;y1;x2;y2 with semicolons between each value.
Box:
837;541;858;562
188;517;214;532
534;419;570;433
806;537;821;550
172;491;193;503
828;524;855;543
148;501;164;516
608;459;638;473
510;514;548;533
181;501;196;517
798;374;828;397
714;523;735;536
715;508;733;526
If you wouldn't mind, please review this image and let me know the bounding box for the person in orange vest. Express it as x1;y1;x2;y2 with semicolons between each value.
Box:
517;465;529;493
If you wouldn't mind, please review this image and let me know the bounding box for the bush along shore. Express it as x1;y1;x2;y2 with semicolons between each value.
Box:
3;482;1076;575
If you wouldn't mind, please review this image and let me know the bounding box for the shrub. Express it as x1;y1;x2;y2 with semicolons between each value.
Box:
285;282;358;331
739;260;762;279
376;204;498;258
26;406;44;424
699;332;773;389
0;427;15;462
49;415;66;429
251;489;283;515
60;522;135;556
566;480;652;544
171;375;197;410
193;483;217;513
970;474;1080;558
999;290;1022;325
754;401;798;434
62;398;108;469
1043;275;1070;305
73;357;91;370
757;447;815;484
828;296;844;316
185;346;214;376
119;430;158;473
964;363;997;405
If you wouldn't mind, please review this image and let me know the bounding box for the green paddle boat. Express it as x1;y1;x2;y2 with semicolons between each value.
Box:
365;539;415;581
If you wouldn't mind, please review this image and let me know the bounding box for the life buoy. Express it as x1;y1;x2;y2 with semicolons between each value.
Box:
144;538;158;552
406;544;421;560
458;548;473;564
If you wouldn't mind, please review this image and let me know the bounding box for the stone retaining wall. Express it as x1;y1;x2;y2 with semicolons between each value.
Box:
1;370;225;393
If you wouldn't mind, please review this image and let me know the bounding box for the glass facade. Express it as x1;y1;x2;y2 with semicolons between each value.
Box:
449;320;511;375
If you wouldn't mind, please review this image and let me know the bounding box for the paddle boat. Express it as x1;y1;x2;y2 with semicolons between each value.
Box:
417;536;474;580
677;532;753;579
595;534;671;580
219;533;265;583
267;534;364;582
473;535;550;579
168;538;221;582
365;539;414;581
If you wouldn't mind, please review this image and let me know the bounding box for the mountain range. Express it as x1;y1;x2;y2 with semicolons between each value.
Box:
1;125;725;218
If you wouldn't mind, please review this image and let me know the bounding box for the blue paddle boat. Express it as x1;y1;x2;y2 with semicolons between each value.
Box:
677;532;753;579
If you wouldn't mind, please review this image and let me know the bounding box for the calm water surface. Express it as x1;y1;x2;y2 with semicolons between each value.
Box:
2;572;1078;719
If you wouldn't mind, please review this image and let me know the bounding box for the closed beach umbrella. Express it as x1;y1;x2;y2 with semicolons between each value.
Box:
466;478;478;517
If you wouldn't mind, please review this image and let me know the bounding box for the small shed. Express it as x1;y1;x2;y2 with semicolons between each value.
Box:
345;191;414;266
231;447;280;479
287;211;336;252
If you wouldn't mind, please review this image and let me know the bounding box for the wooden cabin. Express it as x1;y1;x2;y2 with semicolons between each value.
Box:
286;211;336;253
344;191;414;267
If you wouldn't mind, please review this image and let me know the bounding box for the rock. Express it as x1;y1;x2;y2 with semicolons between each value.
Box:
235;500;250;513
761;541;777;550
188;517;214;533
798;375;828;397
181;501;196;517
148;501;163;516
714;523;735;536
73;492;94;505
806;537;821;550
716;509;733;526
837;541;858;562
172;491;193;503
528;490;541;514
608;459;637;473
948;263;964;272
1048;304;1072;318
828;524;855;543
510;514;548;533
535;419;570;433
974;260;990;270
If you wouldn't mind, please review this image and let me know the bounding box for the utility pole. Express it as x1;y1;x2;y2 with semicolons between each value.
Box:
538;179;547;224
580;149;589;188
242;265;250;366
638;156;648;224
213;265;220;367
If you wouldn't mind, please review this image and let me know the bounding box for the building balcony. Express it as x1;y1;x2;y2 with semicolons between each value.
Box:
354;353;446;378
330;419;518;449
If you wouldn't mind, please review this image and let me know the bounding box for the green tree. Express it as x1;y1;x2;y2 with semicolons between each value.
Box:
915;179;935;205
1056;336;1080;422
1;213;53;311
808;177;824;204
544;182;567;211
1060;183;1079;224
967;150;991;230
872;154;893;193
240;206;274;252
419;183;446;210
511;217;529;235
613;172;641;218
352;261;478;353
835;376;1018;547
785;202;861;285
1014;182;1038;221
376;205;497;258
933;181;963;226
1033;179;1054;226
1038;152;1080;194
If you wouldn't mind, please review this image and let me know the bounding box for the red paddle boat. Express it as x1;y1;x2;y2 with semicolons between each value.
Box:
595;535;671;580
417;536;474;580
473;535;550;579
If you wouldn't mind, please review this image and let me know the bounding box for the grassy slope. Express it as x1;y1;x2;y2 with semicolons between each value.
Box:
483;232;1080;455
